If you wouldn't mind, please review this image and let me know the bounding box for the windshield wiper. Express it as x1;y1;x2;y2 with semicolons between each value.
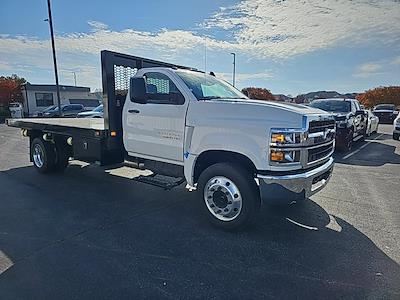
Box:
198;96;247;101
198;96;223;101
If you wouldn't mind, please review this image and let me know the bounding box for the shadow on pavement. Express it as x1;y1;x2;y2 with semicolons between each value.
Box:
0;164;399;299
334;134;400;166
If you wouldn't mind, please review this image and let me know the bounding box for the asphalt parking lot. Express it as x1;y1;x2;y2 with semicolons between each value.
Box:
0;123;399;299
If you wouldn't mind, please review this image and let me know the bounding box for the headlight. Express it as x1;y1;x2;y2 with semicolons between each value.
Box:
270;131;302;146
336;120;348;128
270;129;303;164
270;149;301;163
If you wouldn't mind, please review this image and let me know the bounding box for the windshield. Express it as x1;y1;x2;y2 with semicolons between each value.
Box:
176;70;246;100
310;100;351;113
93;105;103;112
42;105;57;112
374;104;395;110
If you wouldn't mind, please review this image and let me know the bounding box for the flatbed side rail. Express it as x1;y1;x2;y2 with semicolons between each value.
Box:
5;118;106;139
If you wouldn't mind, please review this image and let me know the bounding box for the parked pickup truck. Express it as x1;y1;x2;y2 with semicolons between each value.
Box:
309;98;367;151
6;51;335;229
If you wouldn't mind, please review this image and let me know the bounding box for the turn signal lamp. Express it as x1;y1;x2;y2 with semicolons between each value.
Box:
270;151;285;162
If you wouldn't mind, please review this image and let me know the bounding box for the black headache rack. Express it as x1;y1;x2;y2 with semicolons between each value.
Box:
100;50;195;165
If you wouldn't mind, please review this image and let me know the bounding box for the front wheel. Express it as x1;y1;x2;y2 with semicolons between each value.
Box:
394;133;400;141
197;163;260;230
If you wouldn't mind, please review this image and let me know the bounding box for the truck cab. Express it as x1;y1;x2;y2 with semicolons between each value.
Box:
123;67;335;228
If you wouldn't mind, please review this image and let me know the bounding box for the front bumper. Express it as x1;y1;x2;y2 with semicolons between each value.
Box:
257;157;334;204
375;113;396;124
394;125;400;134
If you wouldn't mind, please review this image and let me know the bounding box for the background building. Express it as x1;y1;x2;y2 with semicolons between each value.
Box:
21;83;101;116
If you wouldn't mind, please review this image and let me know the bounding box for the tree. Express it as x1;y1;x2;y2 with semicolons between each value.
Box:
356;86;400;108
242;87;275;101
0;74;27;107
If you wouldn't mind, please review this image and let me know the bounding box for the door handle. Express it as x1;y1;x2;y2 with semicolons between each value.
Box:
128;109;140;114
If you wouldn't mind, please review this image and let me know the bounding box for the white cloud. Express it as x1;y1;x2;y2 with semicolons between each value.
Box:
354;62;383;77
204;0;400;58
392;56;400;65
1;1;399;89
87;20;108;31
216;71;273;84
359;63;381;73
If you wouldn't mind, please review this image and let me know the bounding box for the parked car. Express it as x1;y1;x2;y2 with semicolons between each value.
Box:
366;110;379;136
393;114;400;140
36;105;57;117
309;98;367;151
372;104;399;124
77;104;103;118
9;102;24;118
42;104;85;118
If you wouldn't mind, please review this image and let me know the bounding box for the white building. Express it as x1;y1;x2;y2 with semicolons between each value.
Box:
21;83;101;116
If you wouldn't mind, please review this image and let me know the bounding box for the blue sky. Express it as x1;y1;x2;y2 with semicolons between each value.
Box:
0;0;399;96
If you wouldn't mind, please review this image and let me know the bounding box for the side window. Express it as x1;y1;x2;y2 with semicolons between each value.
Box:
351;101;356;112
354;101;361;111
35;93;54;107
143;72;184;105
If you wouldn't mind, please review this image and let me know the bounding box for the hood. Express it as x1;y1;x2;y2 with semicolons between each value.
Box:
77;111;101;116
187;98;333;131
327;112;350;119
373;109;396;113
206;98;327;115
78;111;94;116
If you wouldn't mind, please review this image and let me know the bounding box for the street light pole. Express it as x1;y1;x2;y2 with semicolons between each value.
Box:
46;0;61;116
230;52;236;87
72;72;77;86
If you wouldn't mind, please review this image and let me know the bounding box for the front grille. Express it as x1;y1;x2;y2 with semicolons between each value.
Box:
308;142;334;163
309;120;335;133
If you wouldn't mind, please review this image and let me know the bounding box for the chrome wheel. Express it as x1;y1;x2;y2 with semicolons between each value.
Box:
204;176;243;221
33;144;44;168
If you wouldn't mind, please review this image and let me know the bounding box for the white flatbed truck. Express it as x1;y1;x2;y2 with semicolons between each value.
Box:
7;50;335;229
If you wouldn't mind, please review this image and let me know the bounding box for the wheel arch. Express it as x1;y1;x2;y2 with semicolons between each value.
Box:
192;150;257;184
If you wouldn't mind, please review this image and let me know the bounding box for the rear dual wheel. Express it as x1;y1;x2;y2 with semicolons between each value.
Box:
31;137;69;173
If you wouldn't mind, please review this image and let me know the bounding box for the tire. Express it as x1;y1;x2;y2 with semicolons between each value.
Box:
374;125;378;134
360;128;366;142
31;137;56;173
338;131;353;152
54;141;70;172
394;133;400;141
197;163;260;230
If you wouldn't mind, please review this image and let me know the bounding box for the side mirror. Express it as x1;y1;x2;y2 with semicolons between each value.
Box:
130;77;147;104
355;110;365;116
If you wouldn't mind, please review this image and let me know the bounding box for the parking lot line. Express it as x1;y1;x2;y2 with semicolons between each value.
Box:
342;133;384;160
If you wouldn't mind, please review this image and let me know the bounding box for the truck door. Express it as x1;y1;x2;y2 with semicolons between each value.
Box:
353;101;364;135
123;71;187;164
